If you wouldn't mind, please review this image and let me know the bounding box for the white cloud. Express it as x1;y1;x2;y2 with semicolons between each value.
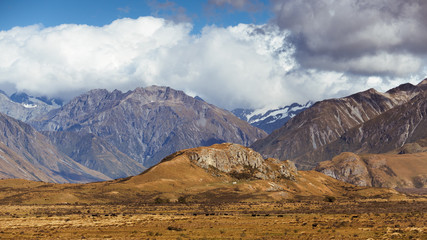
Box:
0;16;425;110
0;17;298;109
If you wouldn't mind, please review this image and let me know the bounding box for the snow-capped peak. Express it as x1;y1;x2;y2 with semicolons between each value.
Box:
232;101;313;134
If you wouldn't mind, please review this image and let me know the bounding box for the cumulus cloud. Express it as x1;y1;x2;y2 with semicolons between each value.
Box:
0;17;300;109
272;0;427;77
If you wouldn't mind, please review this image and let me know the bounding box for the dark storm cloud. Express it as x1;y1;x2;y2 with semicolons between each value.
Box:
272;0;427;76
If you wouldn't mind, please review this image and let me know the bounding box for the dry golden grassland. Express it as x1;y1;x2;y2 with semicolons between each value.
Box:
0;199;425;239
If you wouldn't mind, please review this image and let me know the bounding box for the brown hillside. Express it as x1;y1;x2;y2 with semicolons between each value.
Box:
0;144;402;205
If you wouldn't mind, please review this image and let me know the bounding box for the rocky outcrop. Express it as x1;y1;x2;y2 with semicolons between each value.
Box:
172;143;298;180
0;113;109;183
31;86;267;167
252;81;425;170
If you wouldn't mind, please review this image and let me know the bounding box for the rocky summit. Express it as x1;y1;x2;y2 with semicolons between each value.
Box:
31;86;267;167
167;143;297;181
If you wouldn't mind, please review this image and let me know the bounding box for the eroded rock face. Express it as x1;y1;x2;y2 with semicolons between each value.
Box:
184;143;297;180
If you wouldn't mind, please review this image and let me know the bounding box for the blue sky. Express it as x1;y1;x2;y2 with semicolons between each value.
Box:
0;0;426;110
0;0;271;33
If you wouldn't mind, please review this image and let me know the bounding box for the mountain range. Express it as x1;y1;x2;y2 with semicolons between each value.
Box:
0;79;426;191
30;86;266;168
252;80;427;170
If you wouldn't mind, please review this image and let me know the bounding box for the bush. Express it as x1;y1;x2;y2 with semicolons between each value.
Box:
177;196;187;204
324;195;336;202
154;197;170;204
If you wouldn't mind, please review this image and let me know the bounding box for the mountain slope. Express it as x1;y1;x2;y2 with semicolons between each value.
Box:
42;131;146;179
232;101;313;134
252;81;425;169
31;86;267;167
0;113;109;183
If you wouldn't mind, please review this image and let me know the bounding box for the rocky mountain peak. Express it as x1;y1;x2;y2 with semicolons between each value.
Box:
127;86;190;105
178;143;297;180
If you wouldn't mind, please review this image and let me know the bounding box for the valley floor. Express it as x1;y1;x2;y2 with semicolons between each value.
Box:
0;199;426;239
